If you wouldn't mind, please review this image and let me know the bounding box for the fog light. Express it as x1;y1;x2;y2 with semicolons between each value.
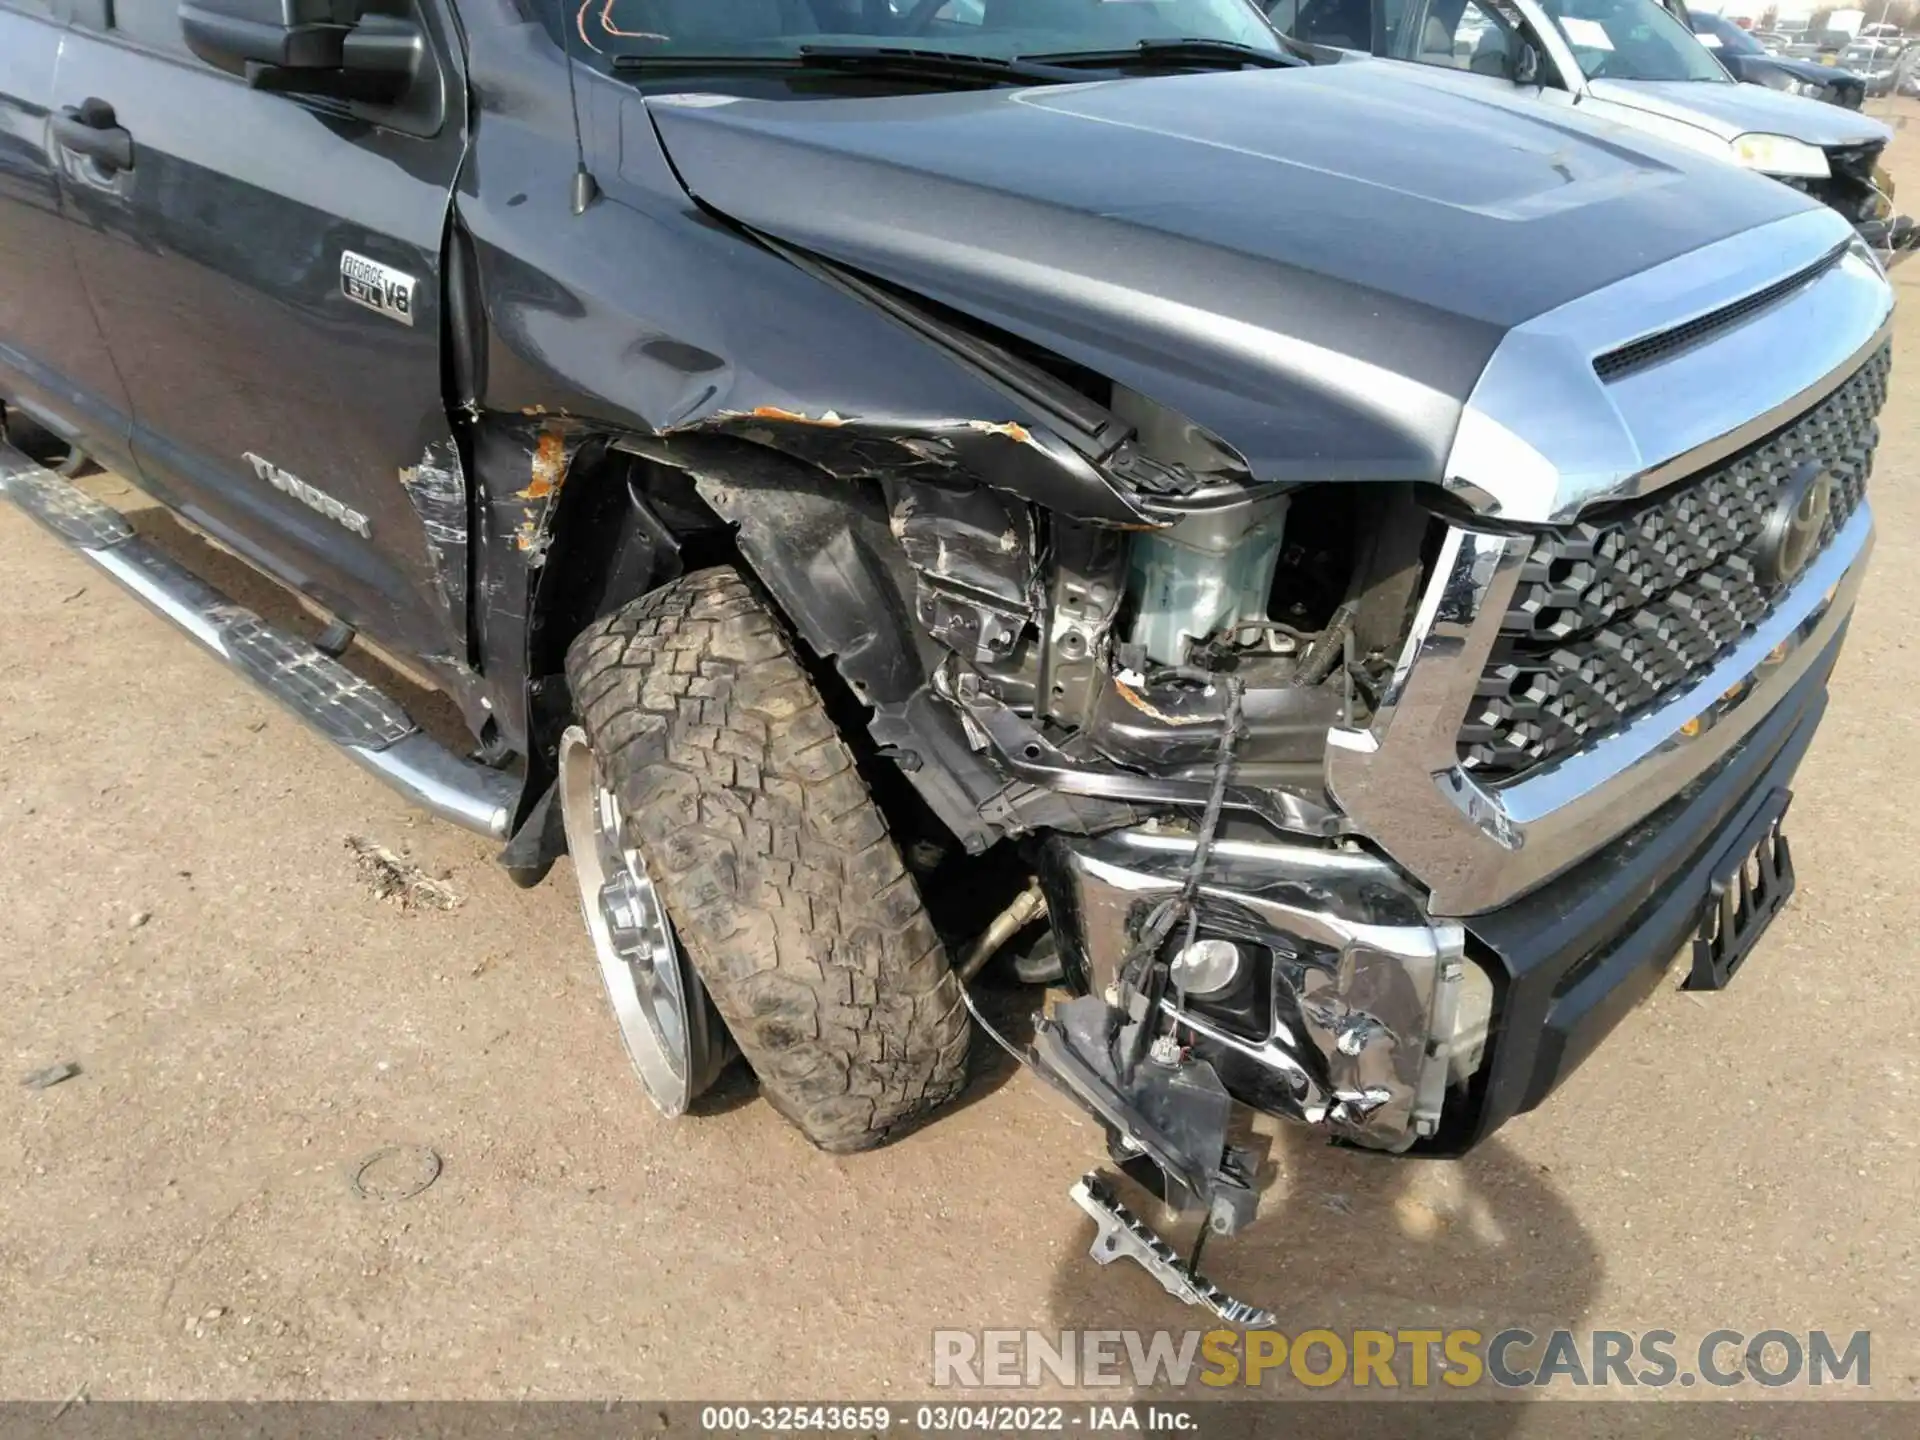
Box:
1169;938;1242;997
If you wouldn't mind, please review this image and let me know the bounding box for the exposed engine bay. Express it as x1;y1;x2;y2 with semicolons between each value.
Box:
876;426;1498;1301
897;472;1417;818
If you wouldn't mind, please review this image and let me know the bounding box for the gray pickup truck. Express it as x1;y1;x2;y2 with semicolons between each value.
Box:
0;0;1891;1317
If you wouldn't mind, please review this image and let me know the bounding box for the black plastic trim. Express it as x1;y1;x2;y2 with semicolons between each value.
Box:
1419;621;1848;1156
1593;244;1849;381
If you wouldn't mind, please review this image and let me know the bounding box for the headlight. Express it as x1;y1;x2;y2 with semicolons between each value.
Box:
1730;132;1831;178
1759;70;1824;97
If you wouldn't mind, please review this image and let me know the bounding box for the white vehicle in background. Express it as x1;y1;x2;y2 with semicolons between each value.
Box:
1275;0;1912;260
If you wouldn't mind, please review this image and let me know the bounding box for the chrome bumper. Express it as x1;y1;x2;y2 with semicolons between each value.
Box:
1041;610;1853;1156
1039;828;1487;1152
1326;502;1874;916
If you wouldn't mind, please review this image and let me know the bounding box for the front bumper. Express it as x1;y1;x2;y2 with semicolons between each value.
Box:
1440;616;1844;1153
1041;619;1850;1156
1038;826;1475;1153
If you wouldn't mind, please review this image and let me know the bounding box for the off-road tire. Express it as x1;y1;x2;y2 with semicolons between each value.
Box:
565;567;971;1152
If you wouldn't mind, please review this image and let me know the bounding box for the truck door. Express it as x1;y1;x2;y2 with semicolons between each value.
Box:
48;1;472;664
0;0;133;471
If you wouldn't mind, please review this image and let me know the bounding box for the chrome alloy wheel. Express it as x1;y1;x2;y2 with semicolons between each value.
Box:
557;725;731;1115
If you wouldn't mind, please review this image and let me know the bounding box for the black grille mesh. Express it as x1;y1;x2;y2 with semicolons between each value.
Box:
1458;346;1889;780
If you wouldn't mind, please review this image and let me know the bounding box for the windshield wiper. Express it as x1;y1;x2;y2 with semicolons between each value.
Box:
612;45;1093;87
1025;37;1304;71
800;45;1097;84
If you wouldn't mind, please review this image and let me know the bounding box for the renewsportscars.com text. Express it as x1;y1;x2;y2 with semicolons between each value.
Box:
932;1328;1871;1390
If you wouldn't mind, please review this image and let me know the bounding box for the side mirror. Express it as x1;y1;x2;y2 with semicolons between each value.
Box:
179;1;424;102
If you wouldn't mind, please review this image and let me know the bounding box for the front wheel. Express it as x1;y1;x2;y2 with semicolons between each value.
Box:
557;723;734;1116
563;567;971;1152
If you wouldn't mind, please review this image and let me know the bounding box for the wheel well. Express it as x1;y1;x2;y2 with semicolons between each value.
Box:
531;433;932;708
525;432;1010;862
527;442;736;686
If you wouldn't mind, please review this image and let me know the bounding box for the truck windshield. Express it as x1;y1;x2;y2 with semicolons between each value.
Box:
567;0;1289;64
1536;0;1729;81
1690;12;1763;57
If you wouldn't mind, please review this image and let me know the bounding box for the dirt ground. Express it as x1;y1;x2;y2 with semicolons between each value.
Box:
4;100;1920;1409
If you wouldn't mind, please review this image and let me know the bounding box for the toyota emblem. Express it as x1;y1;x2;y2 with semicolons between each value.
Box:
1758;463;1834;588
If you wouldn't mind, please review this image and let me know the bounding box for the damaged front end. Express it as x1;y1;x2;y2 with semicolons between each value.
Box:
603;325;1493;1255
842;331;1502;1243
908;473;1496;1157
586;240;1505;1273
825;222;1887;1321
876;422;1504;1315
453;30;1887;1317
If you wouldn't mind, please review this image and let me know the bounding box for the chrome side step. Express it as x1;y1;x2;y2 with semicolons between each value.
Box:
0;447;520;839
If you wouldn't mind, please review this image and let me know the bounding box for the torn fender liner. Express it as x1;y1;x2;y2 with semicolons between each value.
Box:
614;433;1132;851
686;441;925;705
888;477;1035;669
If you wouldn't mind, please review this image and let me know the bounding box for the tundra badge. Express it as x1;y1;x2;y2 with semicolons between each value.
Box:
245;453;372;538
340;251;416;326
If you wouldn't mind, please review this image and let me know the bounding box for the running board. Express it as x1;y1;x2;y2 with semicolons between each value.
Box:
1070;1172;1275;1328
0;447;519;839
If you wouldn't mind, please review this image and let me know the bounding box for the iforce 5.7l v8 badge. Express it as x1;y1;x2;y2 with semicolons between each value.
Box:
340;251;417;326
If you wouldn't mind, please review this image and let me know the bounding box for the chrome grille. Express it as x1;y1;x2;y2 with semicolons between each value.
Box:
1459;346;1890;781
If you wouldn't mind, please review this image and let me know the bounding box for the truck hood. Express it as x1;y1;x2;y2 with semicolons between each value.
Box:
1755;54;1867;85
639;62;1811;487
1584;77;1892;146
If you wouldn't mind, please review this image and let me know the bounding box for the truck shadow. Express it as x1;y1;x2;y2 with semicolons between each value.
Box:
1040;1124;1600;1419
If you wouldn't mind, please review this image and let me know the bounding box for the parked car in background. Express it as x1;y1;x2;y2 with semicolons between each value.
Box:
1752;29;1791;53
1840;35;1916;95
1276;0;1911;260
1691;10;1867;107
1785;27;1857;59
